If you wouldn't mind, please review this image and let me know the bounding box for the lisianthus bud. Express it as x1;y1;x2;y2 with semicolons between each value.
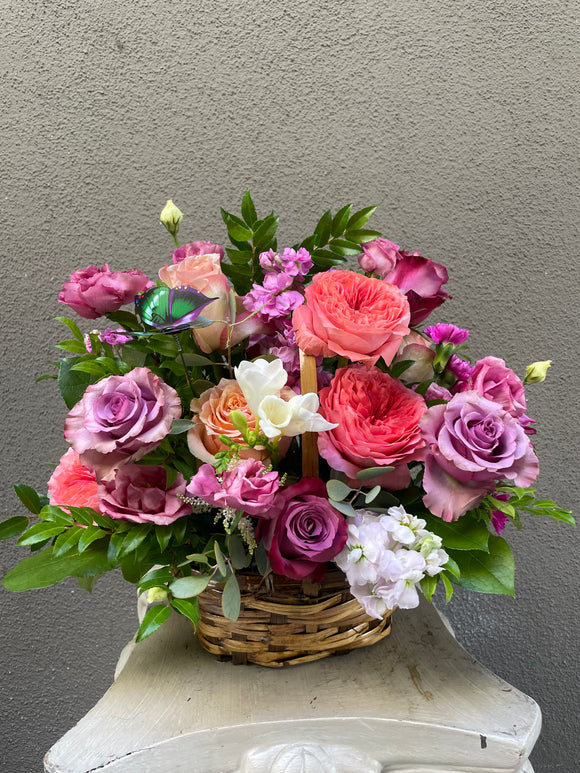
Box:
524;360;551;384
160;199;183;237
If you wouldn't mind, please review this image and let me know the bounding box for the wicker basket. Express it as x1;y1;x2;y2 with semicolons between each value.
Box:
196;570;393;667
195;352;393;667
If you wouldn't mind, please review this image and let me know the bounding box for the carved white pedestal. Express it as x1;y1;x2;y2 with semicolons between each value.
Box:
44;598;540;772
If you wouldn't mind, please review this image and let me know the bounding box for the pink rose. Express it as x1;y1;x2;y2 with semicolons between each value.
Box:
48;448;101;512
395;331;435;384
259;478;348;582
358;237;401;276
318;365;427;489
64;367;181;479
382;252;450;326
172;241;225;264
186;459;279;517
464;356;526;418
59;264;154;319
293;270;410;367
98;465;191;525
159;254;264;352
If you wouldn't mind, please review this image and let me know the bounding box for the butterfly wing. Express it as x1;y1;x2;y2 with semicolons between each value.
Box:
135;285;217;335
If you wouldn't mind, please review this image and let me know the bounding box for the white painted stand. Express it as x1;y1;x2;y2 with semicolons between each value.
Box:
44;598;540;772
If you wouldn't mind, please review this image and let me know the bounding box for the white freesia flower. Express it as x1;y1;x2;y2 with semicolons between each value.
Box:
234;358;288;415
258;392;338;439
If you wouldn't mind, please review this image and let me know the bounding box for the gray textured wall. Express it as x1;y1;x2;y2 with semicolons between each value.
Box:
0;1;578;771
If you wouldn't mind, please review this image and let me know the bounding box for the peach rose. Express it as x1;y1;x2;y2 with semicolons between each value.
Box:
159;254;266;352
188;378;293;465
292;270;410;367
48;448;101;512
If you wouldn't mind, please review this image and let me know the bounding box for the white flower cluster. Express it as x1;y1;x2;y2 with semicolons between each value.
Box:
335;505;449;618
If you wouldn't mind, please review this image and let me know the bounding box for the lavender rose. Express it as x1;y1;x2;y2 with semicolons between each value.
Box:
259;478;348;581
186;459;280;517
98;465;191;525
420;391;539;521
64;367;181;479
464;356;526;418
59;264;154;319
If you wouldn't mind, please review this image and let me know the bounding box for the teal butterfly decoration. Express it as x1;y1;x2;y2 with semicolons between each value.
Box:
133;285;216;335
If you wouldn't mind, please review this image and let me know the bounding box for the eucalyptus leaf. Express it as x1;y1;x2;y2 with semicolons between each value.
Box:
227;534;249;570
170;419;196;435
169;574;210;598
356;466;394;482
329;499;357;517
364;485;381;504
214;540;227;576
326;479;352;502
222;573;241;622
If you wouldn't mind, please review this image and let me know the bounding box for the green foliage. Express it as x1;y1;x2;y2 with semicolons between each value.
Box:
170;597;200;628
449;536;515;596
0;516;29;541
135;605;171;642
2;545;114;591
423;512;491;552
222;573;241;622
14;484;45;514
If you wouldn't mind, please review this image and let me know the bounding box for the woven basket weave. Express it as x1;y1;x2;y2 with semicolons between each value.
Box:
196;570;393;667
195;352;393;666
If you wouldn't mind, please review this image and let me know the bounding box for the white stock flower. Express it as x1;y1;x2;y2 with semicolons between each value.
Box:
234;358;288;415
258;392;338;439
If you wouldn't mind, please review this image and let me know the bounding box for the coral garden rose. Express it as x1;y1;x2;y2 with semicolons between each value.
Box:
464;356;526;418
186;459;279;517
97;464;191;525
382;251;450;326
59;264;154;319
420;391;539;522
48;447;101;512
172;241;225;264
159;253;264;352
64;367;181;479
260;478;348;581
318;365;427;489
292;270;410;367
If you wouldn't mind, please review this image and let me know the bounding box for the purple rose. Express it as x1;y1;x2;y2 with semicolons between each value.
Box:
186;459;280;517
420;391;539;521
358;238;401;276
259;478;348;581
464;356;526;418
172;241;225;264
98;465;191;525
383;251;450;326
59;264;154;319
64;367;182;479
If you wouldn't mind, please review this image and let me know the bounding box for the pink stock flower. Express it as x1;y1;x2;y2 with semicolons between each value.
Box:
59;264;154;319
64;367;181;479
420;391;539;521
259;478;348;582
293;270;410;367
48;448;101;512
97;465;191;525
186;459;279;517
318;365;427;489
465;356;526;418
172;241;225;264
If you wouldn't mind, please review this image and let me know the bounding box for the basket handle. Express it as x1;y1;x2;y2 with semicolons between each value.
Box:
299;350;319;478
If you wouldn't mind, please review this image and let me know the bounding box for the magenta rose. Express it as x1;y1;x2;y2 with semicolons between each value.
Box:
420;391;539;521
59;264;154;319
186;459;280;517
464;356;526;418
64;367;181;479
382;251;450;326
98;465;191;525
260;478;348;581
318;365;427;489
172;241;225;264
358;237;401;276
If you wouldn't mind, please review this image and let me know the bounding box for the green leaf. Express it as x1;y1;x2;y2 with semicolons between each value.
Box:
39;505;74;526
365;485;381;504
169;574;210;598
313;209;333;247
138;567;173;590
70;361;107;376
135;604;171;642
186;552;211;565
77;574;101;592
170;419;196;435
225;248;254;266
3;545;113;591
449;536;515;596
213;540;227;575
58;357;96;409
329;499;357;517
356;466;394;482
53;526;84;557
0;516;29;540
326;479;352;502
222;573;241;622
156;525;173;553
441;573;454;602
17;522;66;546
227;534;249;570
331;204;353;237
252;214;280;251
68;506;104;527
78;525;107;553
423;514;490;552
344;228;383;244
327;239;363;256
55;316;84;342
221;208;253;241
170;597;201;628
346;205;377;231
14;484;43;514
255;540;269;576
420;574;438;602
241;189;257;227
56;339;89;354
117;526;150;558
444;556;460;578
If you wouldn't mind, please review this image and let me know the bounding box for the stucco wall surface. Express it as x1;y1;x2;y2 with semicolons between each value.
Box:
0;1;578;771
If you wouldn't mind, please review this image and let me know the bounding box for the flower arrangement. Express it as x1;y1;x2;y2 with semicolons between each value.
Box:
1;191;573;653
